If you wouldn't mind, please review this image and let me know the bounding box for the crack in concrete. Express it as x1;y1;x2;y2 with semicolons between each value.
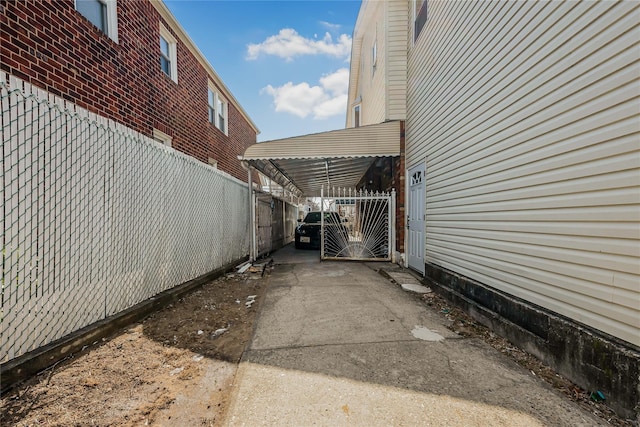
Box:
246;338;443;354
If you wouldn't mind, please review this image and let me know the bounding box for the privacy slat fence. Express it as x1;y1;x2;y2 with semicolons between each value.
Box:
255;193;297;258
1;73;250;363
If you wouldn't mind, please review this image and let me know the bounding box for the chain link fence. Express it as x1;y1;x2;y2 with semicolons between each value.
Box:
1;73;250;363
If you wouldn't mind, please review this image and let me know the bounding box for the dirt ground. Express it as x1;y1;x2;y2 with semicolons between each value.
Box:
1;263;272;427
1;261;634;426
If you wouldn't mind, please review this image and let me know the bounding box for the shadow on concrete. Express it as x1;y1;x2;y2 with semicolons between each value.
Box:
224;244;602;426
271;243;320;265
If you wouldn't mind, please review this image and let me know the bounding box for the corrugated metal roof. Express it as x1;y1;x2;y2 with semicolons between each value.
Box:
240;121;401;197
243;121;400;160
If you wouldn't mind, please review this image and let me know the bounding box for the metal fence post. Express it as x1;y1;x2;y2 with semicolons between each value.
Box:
248;165;255;262
320;186;324;259
390;189;396;263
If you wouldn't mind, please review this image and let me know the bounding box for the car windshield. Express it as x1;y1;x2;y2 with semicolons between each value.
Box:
303;212;341;224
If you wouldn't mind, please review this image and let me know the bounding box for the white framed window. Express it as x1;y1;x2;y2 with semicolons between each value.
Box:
153;128;172;147
217;95;227;134
372;40;377;74
208;82;228;135
353;104;361;128
413;0;428;43
75;0;118;42
207;87;215;124
159;24;177;83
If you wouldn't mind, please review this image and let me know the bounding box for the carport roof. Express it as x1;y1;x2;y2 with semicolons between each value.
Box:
239;121;401;197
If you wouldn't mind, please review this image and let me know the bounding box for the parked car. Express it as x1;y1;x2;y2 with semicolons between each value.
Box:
295;211;348;250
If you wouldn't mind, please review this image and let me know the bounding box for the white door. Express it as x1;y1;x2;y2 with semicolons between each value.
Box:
407;163;425;274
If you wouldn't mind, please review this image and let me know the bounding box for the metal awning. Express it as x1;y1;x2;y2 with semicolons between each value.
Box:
239;121;401;197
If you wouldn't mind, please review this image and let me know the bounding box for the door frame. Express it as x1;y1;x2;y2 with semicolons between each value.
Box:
405;160;426;274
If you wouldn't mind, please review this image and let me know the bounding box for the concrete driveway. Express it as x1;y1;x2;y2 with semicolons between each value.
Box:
223;244;602;426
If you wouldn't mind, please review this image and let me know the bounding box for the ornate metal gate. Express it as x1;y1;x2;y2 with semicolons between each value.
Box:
321;187;395;261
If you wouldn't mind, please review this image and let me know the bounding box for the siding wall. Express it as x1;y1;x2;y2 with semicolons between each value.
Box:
406;0;640;346
347;0;386;127
385;0;408;120
347;0;407;127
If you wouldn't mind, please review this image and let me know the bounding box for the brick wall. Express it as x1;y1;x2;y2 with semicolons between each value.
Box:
355;122;405;253
393;121;405;252
0;0;257;182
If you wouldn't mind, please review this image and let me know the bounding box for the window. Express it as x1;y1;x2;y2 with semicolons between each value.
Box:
159;24;177;82
411;170;423;185
217;96;227;134
372;40;377;74
208;83;228;135
208;88;215;124
160;36;170;74
414;0;428;42
353;104;361;128
153;128;172;147
75;0;118;42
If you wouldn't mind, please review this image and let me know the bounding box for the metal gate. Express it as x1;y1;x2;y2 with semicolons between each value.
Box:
321;187;395;261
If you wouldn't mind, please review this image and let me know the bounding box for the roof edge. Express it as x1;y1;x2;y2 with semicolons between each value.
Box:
241;121;401;161
150;0;260;134
252;120;401;146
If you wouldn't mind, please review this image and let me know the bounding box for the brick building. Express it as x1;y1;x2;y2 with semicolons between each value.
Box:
0;0;259;181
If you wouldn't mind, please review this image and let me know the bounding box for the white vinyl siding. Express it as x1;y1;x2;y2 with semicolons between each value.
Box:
348;1;385;126
385;0;407;120
346;36;363;128
406;1;640;346
363;17;385;125
346;0;408;127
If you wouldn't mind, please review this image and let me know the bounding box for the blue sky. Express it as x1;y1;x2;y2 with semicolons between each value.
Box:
164;0;362;142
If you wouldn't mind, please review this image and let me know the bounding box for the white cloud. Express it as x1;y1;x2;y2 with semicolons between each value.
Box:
262;82;326;118
319;68;349;96
319;21;341;32
262;68;350;120
314;94;348;119
246;28;351;61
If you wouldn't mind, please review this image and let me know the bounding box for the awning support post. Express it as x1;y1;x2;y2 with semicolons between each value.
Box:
248;165;256;262
320;186;324;260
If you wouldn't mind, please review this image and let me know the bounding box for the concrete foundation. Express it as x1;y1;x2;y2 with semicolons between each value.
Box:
423;262;640;421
